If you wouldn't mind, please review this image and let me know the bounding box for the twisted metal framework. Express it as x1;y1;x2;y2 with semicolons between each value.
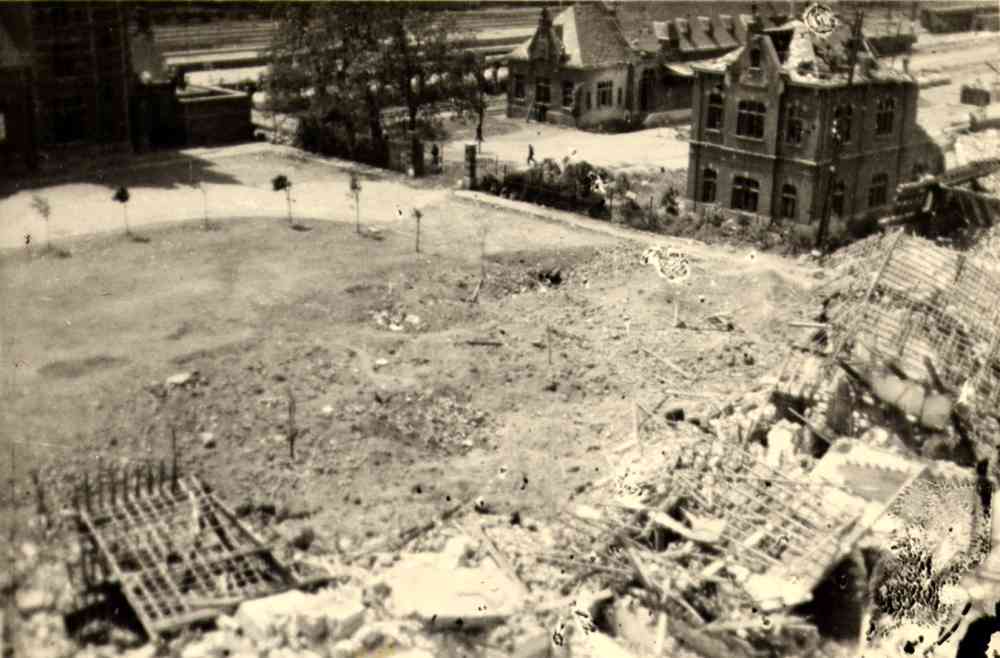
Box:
71;468;302;639
827;231;1000;410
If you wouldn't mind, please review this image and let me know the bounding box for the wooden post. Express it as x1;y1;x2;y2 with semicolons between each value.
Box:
83;472;91;514
547;325;553;366
30;469;47;519
95;459;104;510
171;426;179;493
109;462;117;505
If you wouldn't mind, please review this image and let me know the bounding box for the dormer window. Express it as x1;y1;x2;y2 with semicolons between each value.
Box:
749;47;762;70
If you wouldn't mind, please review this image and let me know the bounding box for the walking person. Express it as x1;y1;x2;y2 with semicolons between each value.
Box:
527;144;536;166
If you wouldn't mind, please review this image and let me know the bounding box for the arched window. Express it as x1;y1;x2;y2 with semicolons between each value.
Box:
701;168;718;203
737;100;766;139
876;97;896;135
732;175;760;212
831;180;846;217
780;183;797;220
833;104;852;144
868;173;889;208
706;92;724;131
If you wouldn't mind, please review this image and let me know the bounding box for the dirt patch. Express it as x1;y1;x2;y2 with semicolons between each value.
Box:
37;355;128;379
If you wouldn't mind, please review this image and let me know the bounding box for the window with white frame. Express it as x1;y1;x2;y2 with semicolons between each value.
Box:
597;81;613;107
868;173;889;208
731;175;760;212
736;100;766;139
706;92;724;131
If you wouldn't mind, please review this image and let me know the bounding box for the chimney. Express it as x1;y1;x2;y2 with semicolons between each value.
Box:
749;3;762;33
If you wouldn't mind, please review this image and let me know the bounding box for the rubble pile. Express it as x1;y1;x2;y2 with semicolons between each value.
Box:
6;233;1000;658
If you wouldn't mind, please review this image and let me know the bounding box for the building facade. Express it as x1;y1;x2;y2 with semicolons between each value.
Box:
505;2;788;130
0;2;133;175
686;14;930;234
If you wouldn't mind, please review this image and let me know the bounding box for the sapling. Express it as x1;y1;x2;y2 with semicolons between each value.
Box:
271;174;293;226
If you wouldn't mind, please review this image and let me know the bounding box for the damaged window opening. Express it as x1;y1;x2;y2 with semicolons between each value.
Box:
702;167;718;202
736;100;766;139
749;46;762;69
785;104;804;145
513;74;525;100
868;172;889;208
833;104;852;144
780;183;798;220
732;175;759;212
535;77;551;104
706;92;724;131
562;81;574;108
831;180;846;216
876;97;896;135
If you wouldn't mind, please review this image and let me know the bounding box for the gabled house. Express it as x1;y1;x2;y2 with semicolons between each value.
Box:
685;10;934;235
505;2;789;129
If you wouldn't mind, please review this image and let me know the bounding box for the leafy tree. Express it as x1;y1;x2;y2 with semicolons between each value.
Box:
272;174;293;225
113;186;131;235
449;51;490;148
349;173;362;234
31;195;51;249
269;2;461;149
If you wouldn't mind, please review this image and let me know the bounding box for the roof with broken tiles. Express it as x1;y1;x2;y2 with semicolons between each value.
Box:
507;2;790;69
691;16;916;87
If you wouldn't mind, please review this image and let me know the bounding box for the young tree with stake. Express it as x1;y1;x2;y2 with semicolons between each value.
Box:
412;208;423;253
349;173;362;234
113;186;131;235
31;195;52;251
271;175;293;226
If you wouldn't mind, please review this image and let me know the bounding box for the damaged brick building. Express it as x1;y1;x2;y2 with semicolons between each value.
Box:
685;10;940;232
0;2;133;175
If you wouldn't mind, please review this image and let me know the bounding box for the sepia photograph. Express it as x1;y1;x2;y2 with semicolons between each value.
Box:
2;0;1000;656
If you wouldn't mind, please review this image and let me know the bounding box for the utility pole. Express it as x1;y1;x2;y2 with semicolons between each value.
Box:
816;9;863;250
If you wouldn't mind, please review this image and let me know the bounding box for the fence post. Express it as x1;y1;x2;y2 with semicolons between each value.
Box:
464;143;478;190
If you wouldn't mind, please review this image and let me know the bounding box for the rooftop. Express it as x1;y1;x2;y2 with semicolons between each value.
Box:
692;16;915;87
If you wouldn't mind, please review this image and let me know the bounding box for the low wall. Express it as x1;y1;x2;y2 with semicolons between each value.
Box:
178;85;253;147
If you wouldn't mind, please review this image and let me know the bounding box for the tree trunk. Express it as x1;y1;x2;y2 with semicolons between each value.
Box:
365;89;383;145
